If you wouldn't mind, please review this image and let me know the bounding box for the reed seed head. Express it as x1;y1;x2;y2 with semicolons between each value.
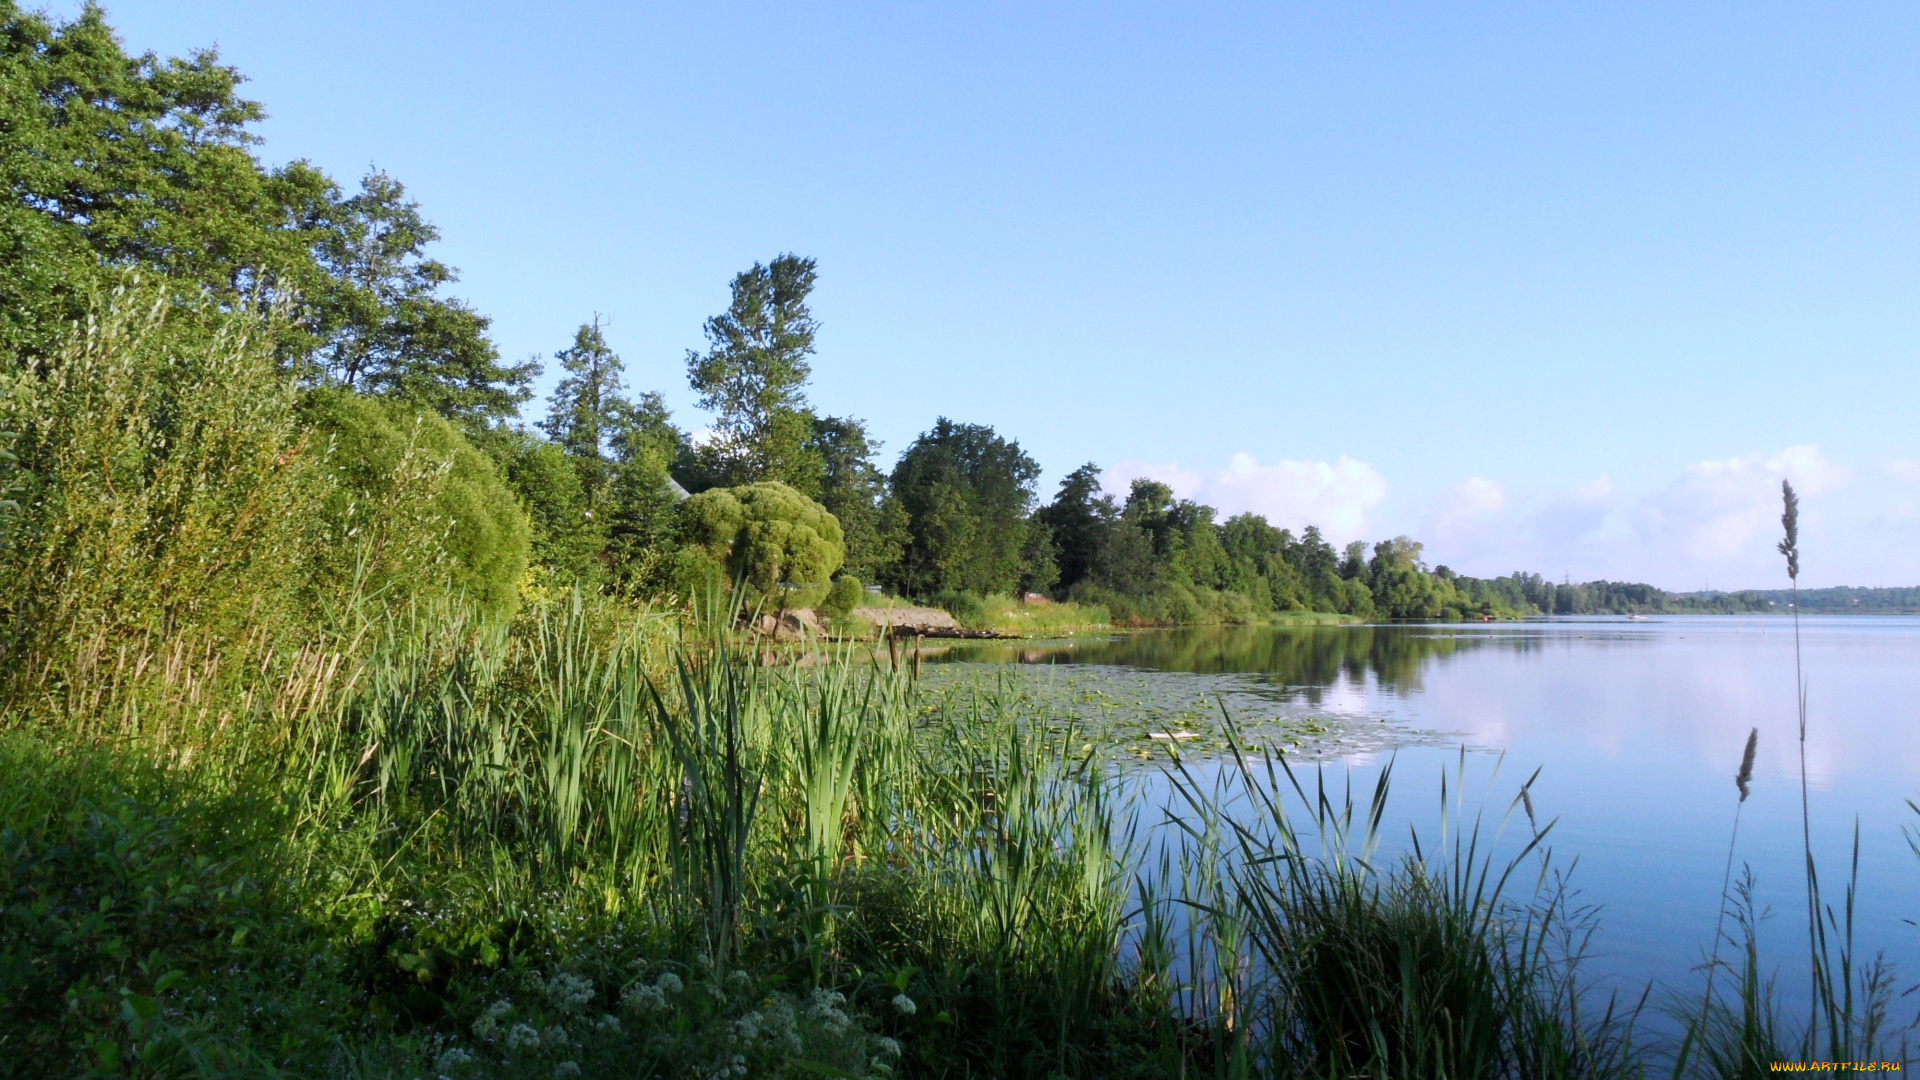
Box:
1777;480;1800;581
1735;726;1757;803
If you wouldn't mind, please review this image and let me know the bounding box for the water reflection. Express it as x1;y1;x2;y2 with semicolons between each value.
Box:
938;623;1567;700
932;617;1920;1017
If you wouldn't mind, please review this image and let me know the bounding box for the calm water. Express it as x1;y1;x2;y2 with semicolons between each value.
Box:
928;616;1920;1013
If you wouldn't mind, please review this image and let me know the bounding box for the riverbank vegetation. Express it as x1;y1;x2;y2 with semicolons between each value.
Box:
1;8;1914;1075
0;4;1883;635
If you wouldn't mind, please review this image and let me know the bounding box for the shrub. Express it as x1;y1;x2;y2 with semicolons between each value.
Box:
822;574;865;620
0;284;321;722
935;590;988;628
302;388;531;620
681;481;844;609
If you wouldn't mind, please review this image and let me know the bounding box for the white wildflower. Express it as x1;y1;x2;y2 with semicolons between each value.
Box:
553;1063;582;1078
892;993;917;1015
655;972;684;996
435;1046;475;1071
545;971;595;1012
875;1037;902;1058
732;1010;764;1045
622;982;666;1014
504;1023;542;1050
471;1013;499;1042
488;999;514;1019
597;1013;621;1032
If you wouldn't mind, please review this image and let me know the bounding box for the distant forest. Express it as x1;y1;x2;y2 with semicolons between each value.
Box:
0;8;1906;631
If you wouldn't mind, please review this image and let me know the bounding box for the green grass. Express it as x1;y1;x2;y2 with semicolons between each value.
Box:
1;591;1905;1078
972;595;1111;636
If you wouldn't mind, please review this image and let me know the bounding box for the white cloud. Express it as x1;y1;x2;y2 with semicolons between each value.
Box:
1421;445;1908;588
1441;477;1505;518
1106;453;1387;544
1887;459;1920;485
1637;445;1847;566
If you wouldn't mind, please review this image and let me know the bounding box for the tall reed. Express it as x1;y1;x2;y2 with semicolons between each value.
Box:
1161;717;1640;1079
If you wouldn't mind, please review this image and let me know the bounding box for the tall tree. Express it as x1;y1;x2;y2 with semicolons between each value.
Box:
542;320;627;502
887;419;1040;598
0;5;319;360
1036;463;1116;594
685;254;822;489
536;319;686;591
307;171;533;425
806;415;904;583
0;6;532;424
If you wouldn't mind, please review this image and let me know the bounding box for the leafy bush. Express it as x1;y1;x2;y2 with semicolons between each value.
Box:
681;481;844;609
1068;582;1260;627
302;388;530;620
934;590;988;628
0;284;322;722
821;574;865;620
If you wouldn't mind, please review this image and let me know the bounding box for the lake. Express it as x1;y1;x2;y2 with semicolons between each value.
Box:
922;616;1920;1018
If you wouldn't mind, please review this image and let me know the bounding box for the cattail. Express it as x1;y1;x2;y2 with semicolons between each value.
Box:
1735;727;1757;803
1521;783;1538;834
1777;480;1800;581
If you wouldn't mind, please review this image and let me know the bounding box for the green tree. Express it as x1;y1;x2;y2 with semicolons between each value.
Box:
0;6;529;424
685;255;823;489
887;419;1040;598
603;389;687;595
1036;463;1117;594
304;390;531;620
532;320;687;593
681;482;844;609
306;171;534;426
503;435;600;586
0;5;320;361
542;319;627;503
806;415;904;583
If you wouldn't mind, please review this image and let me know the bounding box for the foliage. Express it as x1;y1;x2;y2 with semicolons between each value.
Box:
307;170;536;424
0;3;527;428
684;254;823;490
821;574;866;621
0;2;316;361
0;283;320;723
303;387;530;620
887;418;1042;599
808;414;906;583
681;482;845;609
503;434;603;587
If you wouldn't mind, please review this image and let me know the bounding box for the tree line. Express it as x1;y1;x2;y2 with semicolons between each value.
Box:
0;5;1829;630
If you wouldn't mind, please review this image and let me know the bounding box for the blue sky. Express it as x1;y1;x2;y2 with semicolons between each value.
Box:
70;1;1920;588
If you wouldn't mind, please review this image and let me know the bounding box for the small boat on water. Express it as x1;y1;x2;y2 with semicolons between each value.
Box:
1624;614;1650;621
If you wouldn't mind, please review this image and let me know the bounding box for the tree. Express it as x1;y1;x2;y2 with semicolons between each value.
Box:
806;415;904;583
1368;536;1449;620
1036;464;1116;595
603;389;687;594
0;5;321;360
887;419;1040;598
0;7;530;425
504;435;600;586
532;319;689;592
542;319;629;502
305;390;531;620
685;254;823;489
307;171;534;426
681;482;844;609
